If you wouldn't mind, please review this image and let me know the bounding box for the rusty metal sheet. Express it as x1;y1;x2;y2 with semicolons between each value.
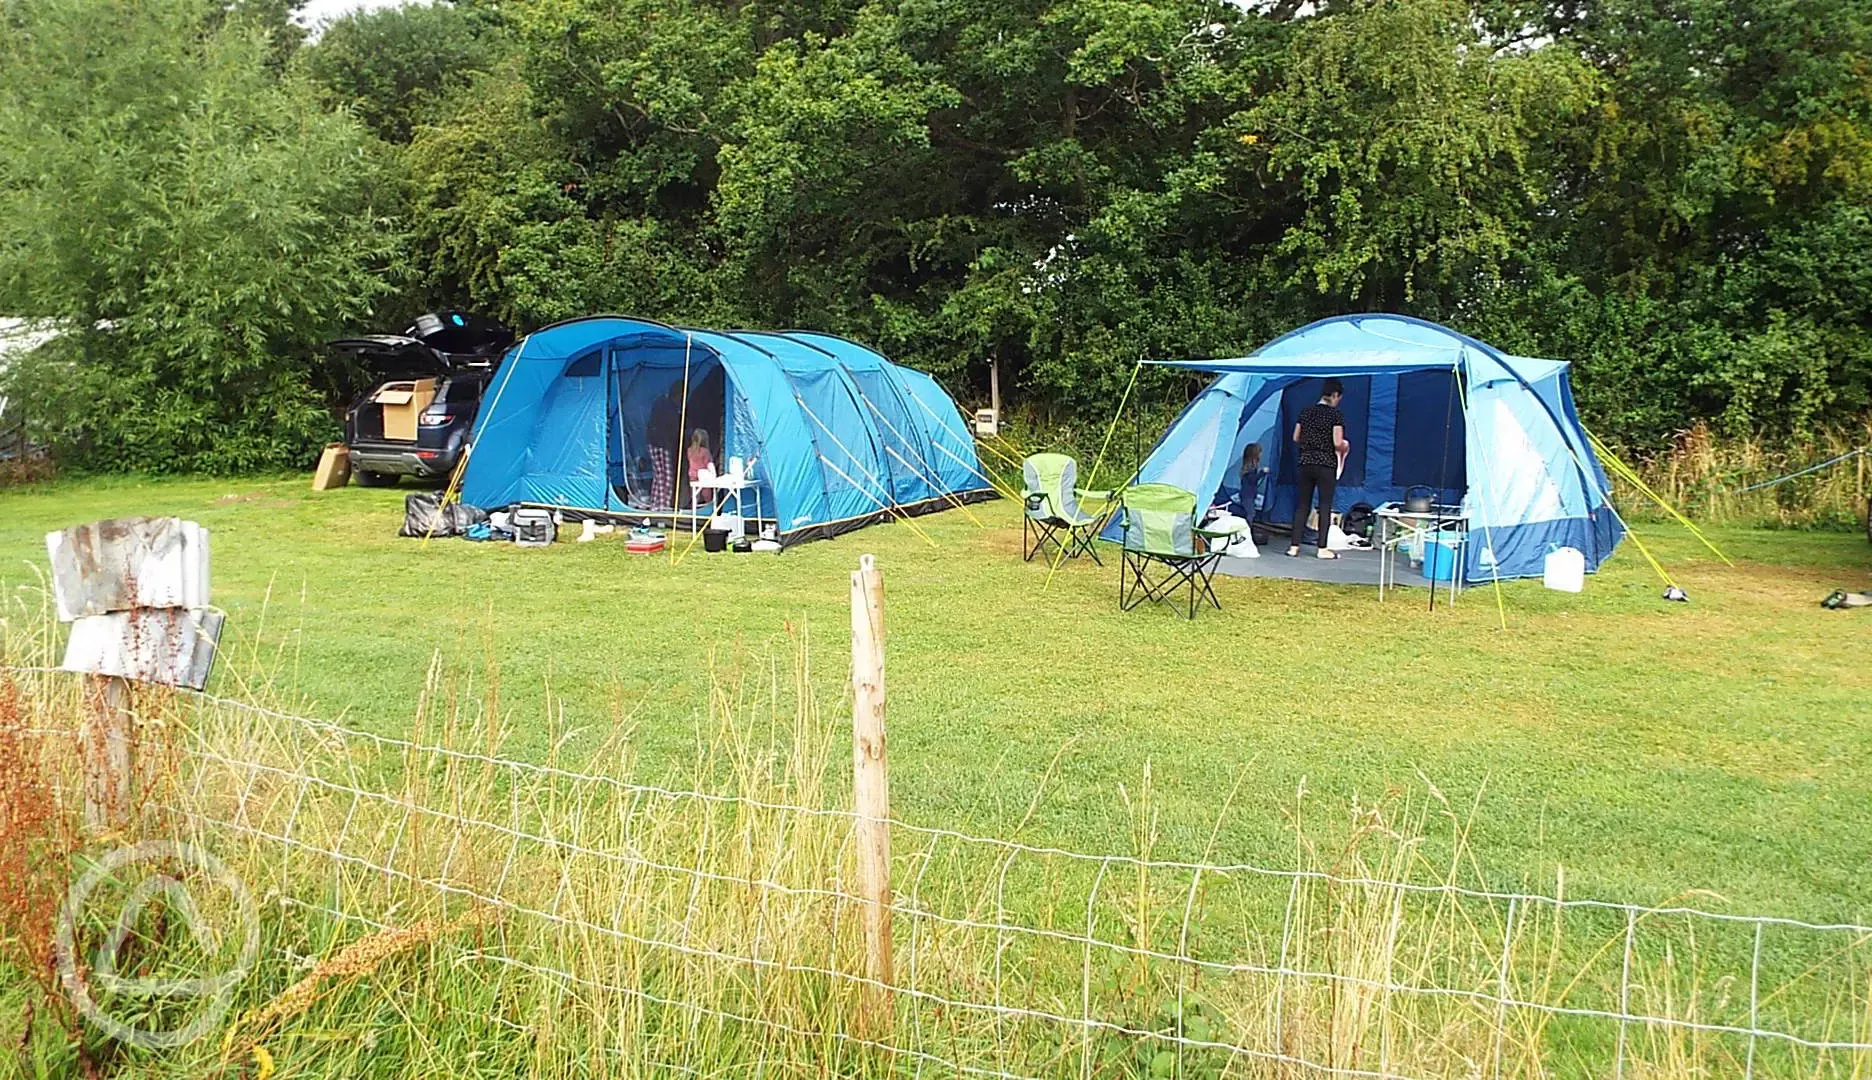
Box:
45;517;210;620
60;608;224;690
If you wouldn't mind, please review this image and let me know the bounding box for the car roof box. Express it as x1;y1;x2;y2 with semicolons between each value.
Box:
407;312;514;357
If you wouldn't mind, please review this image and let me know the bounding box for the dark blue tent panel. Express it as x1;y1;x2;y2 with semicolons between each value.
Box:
460;317;995;542
1107;314;1624;584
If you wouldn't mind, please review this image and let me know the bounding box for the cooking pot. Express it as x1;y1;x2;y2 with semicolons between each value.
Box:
1403;486;1435;514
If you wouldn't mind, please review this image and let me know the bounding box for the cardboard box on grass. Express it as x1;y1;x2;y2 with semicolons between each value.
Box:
312;443;351;490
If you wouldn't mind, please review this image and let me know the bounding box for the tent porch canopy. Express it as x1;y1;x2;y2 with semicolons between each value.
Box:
1148;314;1568;384
1108;314;1623;584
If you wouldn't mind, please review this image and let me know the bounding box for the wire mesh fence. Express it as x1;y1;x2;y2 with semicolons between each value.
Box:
6;663;1872;1078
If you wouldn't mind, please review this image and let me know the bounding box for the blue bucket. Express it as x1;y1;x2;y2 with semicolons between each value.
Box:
1421;533;1461;582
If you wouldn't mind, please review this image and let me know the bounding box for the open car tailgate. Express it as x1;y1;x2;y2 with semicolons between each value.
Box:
327;335;451;379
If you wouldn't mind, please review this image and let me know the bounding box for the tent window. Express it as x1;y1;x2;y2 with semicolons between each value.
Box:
1391;370;1466;488
563;350;602;377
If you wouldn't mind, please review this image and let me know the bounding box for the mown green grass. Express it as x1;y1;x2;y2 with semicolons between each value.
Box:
2;474;1869;923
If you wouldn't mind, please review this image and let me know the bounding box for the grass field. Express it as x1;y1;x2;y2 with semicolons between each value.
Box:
3;473;1870;928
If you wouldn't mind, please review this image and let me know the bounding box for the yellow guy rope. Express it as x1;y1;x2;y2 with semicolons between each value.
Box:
886;445;987;528
419;453;468;549
816;452;940;548
1041;359;1142;593
1038;511;1079;592
990;430;1035;463
1085;360;1143;491
671;333;695;565
843;382;986;527
974;434;1026;471
1617;516;1678;588
422;332;530;548
792;395;939;548
899;386;1023;502
1493;399;1679;593
1446;384;1679;594
1584;428;1733;566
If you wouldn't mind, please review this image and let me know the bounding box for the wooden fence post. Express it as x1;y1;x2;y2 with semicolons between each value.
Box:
81;673;133;832
850;553;894;1033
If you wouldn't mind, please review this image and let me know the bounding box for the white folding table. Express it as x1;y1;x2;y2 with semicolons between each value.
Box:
690;468;761;542
1376;504;1469;606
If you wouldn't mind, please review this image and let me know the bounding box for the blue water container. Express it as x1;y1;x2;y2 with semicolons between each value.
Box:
1421;533;1461;582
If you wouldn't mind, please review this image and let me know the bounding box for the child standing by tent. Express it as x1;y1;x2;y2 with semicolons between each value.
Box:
1287;378;1350;559
686;428;716;509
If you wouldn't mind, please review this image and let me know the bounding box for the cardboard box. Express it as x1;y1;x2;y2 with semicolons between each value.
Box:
376;377;437;441
312;443;351;490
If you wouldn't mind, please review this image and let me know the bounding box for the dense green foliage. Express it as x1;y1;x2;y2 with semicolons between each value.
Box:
1;0;1866;470
0;0;400;472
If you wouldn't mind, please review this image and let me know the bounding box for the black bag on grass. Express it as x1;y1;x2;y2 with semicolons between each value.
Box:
398;491;488;538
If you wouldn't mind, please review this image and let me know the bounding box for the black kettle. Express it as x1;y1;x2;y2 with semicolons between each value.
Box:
1403;486;1435;514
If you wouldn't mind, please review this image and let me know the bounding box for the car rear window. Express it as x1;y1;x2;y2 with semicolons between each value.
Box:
437;378;485;404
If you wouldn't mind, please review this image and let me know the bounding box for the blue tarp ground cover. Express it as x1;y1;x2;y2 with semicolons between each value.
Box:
1105;314;1623;584
460;316;994;543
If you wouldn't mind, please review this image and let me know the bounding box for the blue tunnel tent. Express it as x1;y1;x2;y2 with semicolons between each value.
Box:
459;316;996;543
1102;315;1624;584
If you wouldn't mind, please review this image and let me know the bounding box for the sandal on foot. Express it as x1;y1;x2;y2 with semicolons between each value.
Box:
1316;549;1339;560
1285;546;1300;557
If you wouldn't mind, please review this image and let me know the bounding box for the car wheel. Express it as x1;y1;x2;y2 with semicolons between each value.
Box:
355;470;399;488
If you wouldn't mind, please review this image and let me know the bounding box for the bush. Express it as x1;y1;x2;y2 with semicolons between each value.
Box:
0;0;402;474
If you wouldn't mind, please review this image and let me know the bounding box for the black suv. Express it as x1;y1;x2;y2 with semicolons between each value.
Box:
333;313;514;486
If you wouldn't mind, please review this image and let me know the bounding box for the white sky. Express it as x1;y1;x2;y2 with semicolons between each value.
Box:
295;0;411;29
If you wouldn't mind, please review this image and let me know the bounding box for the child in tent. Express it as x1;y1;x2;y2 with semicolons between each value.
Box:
1239;443;1268;518
686;428;716;509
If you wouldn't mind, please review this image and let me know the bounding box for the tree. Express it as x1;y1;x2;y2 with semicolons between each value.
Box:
300;1;501;144
0;0;403;473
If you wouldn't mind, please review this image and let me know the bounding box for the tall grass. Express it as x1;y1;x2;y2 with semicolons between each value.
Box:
1;617;1869;1077
1620;421;1871;531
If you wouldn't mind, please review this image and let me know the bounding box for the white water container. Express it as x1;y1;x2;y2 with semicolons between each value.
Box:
1543;546;1585;592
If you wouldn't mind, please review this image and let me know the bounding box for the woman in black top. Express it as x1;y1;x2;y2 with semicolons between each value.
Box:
1287;378;1350;558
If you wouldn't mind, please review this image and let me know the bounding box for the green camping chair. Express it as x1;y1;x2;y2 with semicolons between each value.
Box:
1021;453;1112;565
1116;483;1225;618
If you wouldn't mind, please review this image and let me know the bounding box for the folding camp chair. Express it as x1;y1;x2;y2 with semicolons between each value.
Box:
1116;483;1226;619
1021;453;1112;565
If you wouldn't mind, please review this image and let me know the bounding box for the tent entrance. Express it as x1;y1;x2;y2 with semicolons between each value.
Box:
1222;370;1468;545
605;347;732;514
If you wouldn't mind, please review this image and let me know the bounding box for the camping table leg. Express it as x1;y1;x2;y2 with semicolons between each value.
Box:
1443;519;1466;607
1448;527;1461;607
1379;528;1389;601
